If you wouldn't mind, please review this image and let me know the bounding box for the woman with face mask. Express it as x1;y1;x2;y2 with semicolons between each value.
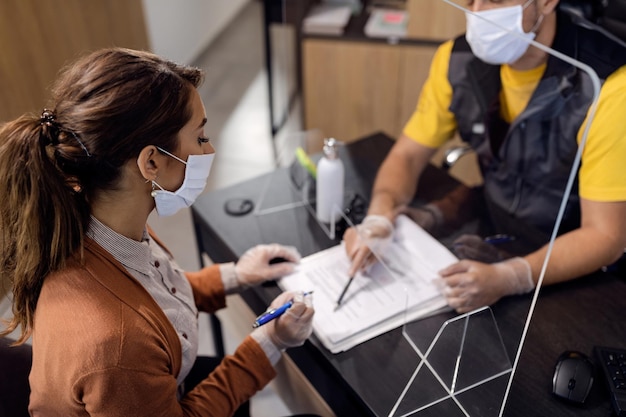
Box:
344;0;626;313
0;47;316;417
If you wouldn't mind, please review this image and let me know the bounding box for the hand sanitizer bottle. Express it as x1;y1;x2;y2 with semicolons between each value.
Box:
316;138;344;224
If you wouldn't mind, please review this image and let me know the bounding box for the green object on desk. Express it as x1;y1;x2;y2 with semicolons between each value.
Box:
295;147;317;179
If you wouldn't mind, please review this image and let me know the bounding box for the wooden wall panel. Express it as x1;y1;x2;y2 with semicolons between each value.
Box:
406;0;466;41
302;39;404;143
0;0;149;123
302;40;439;142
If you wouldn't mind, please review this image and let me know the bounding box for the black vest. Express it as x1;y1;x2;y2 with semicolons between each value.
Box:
448;11;626;247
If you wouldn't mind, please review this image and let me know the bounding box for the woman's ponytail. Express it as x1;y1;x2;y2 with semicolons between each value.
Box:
0;113;88;343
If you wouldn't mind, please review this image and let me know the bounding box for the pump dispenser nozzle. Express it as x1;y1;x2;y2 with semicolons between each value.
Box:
323;138;340;159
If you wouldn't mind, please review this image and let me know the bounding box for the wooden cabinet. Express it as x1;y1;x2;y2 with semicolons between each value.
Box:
302;39;437;142
301;0;465;143
406;0;466;40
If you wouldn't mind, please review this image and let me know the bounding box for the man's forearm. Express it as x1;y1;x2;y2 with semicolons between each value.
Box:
525;227;625;287
367;135;437;220
368;187;409;219
526;199;626;286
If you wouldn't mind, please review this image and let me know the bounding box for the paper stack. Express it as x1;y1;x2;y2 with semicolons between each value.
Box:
279;215;456;353
302;4;353;36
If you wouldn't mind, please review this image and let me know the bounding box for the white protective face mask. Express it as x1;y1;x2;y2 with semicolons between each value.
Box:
150;147;215;217
465;0;540;65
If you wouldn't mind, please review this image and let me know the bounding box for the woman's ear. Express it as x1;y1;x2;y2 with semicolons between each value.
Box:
136;145;160;181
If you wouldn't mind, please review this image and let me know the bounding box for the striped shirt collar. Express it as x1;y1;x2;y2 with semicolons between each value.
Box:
86;216;154;277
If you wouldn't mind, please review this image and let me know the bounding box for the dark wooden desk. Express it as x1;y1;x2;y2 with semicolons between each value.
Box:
191;132;626;417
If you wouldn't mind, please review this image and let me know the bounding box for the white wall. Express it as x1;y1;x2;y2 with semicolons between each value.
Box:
142;0;249;64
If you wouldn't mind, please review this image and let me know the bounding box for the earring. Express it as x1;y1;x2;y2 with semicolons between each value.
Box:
150;176;159;198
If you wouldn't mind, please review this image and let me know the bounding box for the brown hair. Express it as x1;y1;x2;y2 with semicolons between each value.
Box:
0;47;204;343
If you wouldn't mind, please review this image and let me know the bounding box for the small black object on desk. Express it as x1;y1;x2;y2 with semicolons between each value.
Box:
552;351;594;404
594;346;626;416
224;198;254;216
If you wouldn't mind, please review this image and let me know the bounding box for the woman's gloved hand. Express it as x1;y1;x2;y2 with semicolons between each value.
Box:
253;291;314;351
235;244;301;288
438;257;535;313
343;215;394;276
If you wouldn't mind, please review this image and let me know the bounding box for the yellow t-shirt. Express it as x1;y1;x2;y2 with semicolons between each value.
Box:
403;40;626;202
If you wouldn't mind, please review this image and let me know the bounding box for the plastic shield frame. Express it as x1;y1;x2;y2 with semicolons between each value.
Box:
252;130;354;248
269;0;603;415
391;1;602;416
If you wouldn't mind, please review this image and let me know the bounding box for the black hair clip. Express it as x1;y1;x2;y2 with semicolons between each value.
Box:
40;109;55;127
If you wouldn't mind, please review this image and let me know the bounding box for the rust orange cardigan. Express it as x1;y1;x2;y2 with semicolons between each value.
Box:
29;235;276;417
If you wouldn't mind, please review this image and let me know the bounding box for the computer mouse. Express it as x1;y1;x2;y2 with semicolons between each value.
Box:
553;351;595;404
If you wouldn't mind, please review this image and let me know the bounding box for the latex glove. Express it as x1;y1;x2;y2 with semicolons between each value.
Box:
395;203;444;235
235;244;301;288
343;215;394;276
438;257;534;313
253;291;314;351
451;234;509;264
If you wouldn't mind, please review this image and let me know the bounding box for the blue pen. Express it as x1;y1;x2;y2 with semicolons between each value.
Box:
252;291;313;328
484;234;516;245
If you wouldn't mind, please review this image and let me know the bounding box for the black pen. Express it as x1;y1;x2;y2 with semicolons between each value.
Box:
335;275;355;309
252;291;313;328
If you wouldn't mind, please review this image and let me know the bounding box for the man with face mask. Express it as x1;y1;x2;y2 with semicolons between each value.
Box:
343;0;626;313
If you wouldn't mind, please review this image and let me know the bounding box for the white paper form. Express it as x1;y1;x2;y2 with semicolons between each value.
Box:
279;215;458;353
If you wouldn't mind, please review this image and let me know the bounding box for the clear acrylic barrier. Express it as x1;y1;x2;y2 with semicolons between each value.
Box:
254;130;349;242
388;1;603;416
389;307;511;417
253;130;316;216
276;0;603;415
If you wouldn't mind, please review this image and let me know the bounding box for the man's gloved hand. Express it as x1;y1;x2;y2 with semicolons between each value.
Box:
438;257;535;313
343;215;394;276
253;291;314;351
235;244;301;288
401;184;483;237
395;203;444;235
451;234;510;264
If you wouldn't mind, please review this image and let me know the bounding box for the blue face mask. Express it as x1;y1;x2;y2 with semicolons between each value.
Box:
150;147;215;216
